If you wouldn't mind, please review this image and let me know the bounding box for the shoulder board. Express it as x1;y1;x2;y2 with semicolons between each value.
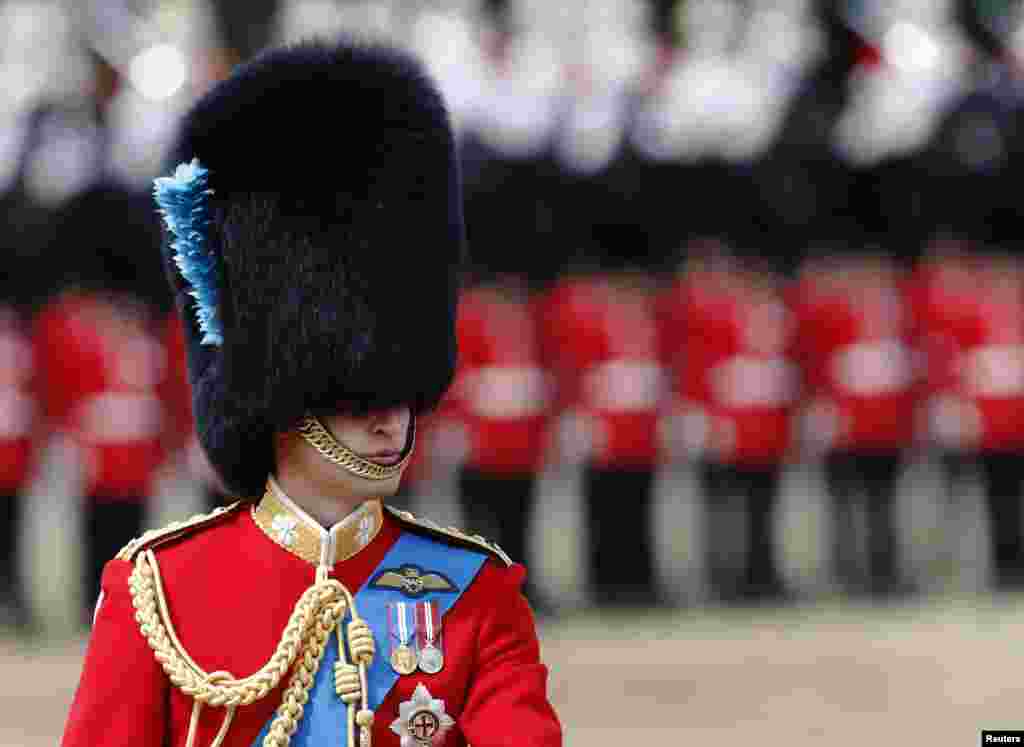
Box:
115;502;245;562
385;506;513;567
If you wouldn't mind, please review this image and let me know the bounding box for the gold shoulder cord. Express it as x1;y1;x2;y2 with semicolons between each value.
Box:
127;512;378;747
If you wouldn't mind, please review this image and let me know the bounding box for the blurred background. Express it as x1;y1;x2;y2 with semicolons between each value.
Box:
6;0;1024;744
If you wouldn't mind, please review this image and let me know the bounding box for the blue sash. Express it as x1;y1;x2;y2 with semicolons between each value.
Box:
252;532;487;745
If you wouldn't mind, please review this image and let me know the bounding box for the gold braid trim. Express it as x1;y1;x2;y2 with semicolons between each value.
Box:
385;507;514;567
117;503;244;562
129;552;376;747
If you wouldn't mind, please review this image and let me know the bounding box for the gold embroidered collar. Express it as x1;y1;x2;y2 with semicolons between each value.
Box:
251;476;384;567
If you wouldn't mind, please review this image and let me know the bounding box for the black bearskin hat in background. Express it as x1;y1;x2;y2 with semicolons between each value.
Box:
158;39;464;497
56;182;170;311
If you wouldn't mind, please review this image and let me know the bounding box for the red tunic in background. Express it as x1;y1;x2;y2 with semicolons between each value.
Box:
0;306;38;491
36;293;166;500
906;259;979;449
158;313;227;489
541;276;663;468
398;409;451;490
658;271;797;465
949;269;1024;453
158;313;193;454
451;287;551;474
793;270;917;453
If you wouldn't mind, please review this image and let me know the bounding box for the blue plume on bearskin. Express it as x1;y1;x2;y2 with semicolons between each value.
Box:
153;158;222;346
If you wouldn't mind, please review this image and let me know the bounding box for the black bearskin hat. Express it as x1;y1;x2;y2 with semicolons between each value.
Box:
57;182;169;310
156;39;464;497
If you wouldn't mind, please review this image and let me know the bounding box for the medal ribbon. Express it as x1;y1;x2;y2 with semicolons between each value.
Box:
251;531;488;746
394;601;411;647
417;600;438;649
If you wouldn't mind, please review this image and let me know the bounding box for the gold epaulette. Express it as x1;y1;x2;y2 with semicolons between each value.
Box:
115;502;245;562
385;506;513;567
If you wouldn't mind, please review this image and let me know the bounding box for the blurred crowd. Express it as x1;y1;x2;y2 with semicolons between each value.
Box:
5;0;1024;628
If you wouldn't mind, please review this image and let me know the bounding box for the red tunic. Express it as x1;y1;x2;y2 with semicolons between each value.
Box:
658;273;797;465
158;312;225;489
36;293;166;500
541;276;664;468
918;265;1024;454
0;306;38;491
399;409;463;489
451;288;551;474
906;260;979;449
793;272;917;453
158;312;194;455
62;503;561;747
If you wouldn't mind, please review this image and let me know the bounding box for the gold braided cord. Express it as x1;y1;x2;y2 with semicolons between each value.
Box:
261;591;346;747
129;550;377;747
185;673;237;747
334;661;362;704
297;415;414;481
131;549;334;706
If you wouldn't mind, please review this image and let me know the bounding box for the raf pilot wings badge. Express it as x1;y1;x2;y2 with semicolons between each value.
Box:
369;564;459;598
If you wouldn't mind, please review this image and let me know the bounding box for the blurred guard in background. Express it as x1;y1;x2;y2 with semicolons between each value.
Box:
451;267;552;611
160;311;229;512
659;243;798;603
453;40;562;608
0;113;55;629
907;238;980;581
794;251;917;597
36;183;169;622
543;231;665;608
921;0;1024;590
966;254;1024;590
920;250;1024;590
0;257;39;630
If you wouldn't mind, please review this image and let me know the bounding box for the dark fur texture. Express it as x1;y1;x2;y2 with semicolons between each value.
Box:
160;38;464;497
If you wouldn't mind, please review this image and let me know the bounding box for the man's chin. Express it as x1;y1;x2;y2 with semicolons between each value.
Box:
349;471;404;499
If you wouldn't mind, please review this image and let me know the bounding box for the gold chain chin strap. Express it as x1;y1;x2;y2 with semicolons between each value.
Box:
297;415;414;481
130;552;376;747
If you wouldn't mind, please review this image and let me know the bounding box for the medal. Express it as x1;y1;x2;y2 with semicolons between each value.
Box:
388;602;418;676
391;645;417;676
416;600;444;674
418;644;443;675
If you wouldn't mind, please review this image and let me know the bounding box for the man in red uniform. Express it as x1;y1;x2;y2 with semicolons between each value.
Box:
659;250;798;603
62;39;561;747
906;239;979;574
37;183;169;623
0;258;41;629
451;270;552;610
933;251;1024;590
543;251;664;607
160;311;230;512
0;115;64;630
793;252;917;597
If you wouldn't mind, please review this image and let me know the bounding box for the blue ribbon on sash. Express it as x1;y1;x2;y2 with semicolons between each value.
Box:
252;531;488;746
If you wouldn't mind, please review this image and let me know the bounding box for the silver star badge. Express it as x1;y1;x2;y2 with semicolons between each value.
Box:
390;683;455;746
